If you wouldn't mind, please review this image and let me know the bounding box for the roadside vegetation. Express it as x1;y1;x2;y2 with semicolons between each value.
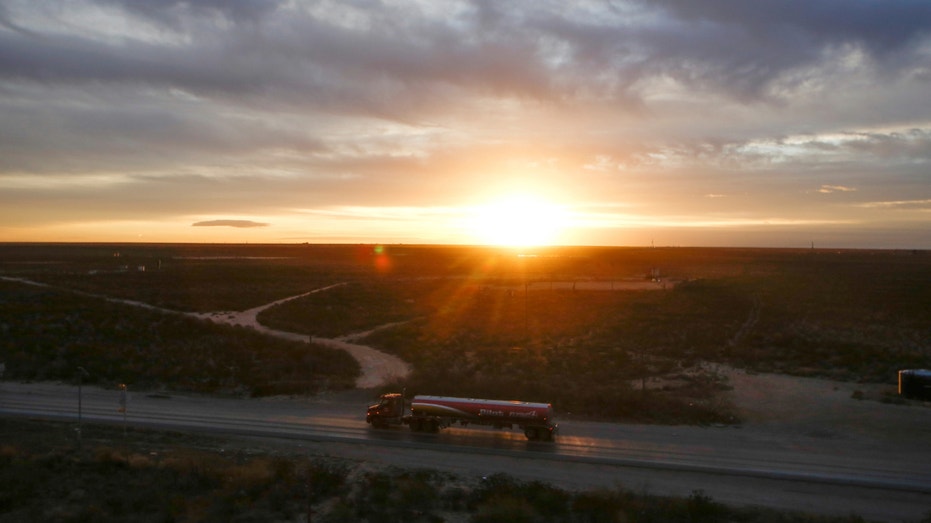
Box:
0;418;891;523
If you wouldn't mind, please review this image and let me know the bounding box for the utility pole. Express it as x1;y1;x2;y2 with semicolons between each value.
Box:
119;383;128;436
306;468;315;522
524;280;529;340
76;366;89;450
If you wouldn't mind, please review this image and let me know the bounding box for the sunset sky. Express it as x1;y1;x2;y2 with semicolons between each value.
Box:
1;0;930;248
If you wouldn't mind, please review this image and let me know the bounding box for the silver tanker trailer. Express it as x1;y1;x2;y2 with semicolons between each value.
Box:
366;392;557;441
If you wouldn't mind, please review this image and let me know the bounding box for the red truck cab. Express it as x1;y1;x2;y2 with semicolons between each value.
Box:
366;393;405;428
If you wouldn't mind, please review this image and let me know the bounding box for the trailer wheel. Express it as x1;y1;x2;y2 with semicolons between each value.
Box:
524;427;539;440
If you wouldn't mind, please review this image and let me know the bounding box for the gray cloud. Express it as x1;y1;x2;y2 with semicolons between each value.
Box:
192;220;269;228
99;0;286;28
818;185;857;194
3;0;929;113
651;0;931;53
627;0;931;102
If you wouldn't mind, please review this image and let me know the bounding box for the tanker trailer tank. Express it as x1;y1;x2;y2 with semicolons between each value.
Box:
366;393;557;441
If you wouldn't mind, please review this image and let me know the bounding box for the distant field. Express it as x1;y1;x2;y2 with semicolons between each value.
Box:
1;243;928;423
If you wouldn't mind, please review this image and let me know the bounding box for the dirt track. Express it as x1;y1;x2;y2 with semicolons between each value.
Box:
192;285;412;388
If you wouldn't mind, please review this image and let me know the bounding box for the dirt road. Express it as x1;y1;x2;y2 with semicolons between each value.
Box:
192;285;412;388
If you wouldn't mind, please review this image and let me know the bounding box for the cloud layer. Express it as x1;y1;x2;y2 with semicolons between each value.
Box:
1;0;930;247
192;220;269;228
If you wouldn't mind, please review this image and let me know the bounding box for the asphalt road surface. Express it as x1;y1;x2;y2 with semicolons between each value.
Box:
2;381;930;522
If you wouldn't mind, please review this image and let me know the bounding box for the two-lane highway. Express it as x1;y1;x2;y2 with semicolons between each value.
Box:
2;381;929;522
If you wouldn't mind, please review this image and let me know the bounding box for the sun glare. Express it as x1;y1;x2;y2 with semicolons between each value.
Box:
469;195;567;247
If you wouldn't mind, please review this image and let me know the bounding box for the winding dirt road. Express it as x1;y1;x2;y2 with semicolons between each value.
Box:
191;285;411;388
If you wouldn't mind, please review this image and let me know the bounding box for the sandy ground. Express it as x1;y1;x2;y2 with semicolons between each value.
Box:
719;364;930;450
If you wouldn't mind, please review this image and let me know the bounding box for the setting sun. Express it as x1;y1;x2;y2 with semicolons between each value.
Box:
468;195;568;247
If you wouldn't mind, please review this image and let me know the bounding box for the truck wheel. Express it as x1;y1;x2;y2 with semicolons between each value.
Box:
524;427;539;440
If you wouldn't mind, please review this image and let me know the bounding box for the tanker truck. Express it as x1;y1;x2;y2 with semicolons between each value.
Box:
366;392;557;441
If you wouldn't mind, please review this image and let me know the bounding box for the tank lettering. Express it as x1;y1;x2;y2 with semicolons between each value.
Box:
479;409;504;416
